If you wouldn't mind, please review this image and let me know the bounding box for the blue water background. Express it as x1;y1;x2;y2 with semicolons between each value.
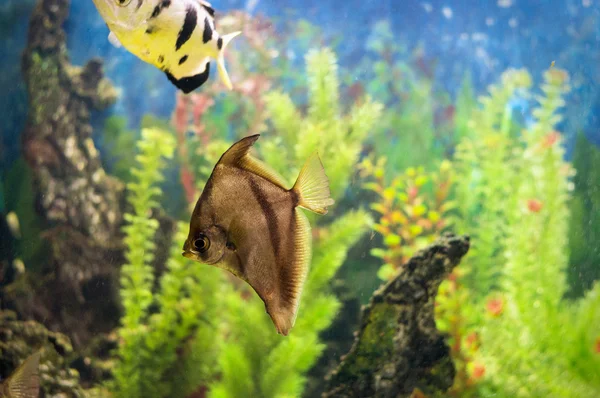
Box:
1;0;599;169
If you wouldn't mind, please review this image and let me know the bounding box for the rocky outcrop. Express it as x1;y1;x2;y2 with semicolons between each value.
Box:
7;0;123;348
323;234;470;398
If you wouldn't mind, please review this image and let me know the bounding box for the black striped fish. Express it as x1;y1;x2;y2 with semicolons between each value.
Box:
91;0;241;93
0;352;40;398
183;135;335;335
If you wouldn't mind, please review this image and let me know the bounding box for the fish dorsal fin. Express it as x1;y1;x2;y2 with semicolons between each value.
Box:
6;351;41;398
198;0;215;17
219;135;289;188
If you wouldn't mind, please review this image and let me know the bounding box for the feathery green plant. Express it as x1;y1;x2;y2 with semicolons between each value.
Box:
453;68;600;397
208;48;376;398
112;127;223;398
453;69;532;301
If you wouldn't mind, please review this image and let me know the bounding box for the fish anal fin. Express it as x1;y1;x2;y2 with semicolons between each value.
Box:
7;351;41;398
108;31;122;48
268;209;312;336
166;62;210;94
292;153;335;215
218;135;289;187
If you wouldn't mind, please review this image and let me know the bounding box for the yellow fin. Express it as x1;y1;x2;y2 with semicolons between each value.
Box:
216;31;242;90
292;153;335;215
5;351;41;398
218;134;289;187
270;209;312;336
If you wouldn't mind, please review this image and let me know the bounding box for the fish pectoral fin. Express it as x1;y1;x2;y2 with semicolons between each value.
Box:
7;351;41;398
292;153;335;215
218;134;289;187
108;31;122;48
268;209;312;336
165;62;210;94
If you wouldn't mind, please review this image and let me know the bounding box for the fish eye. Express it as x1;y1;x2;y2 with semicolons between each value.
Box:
116;0;132;6
193;235;210;253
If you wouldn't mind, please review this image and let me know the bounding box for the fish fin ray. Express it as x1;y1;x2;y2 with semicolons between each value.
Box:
6;351;41;398
292;153;335;215
108;31;122;48
269;209;311;336
166;62;210;94
219;135;289;187
216;31;241;90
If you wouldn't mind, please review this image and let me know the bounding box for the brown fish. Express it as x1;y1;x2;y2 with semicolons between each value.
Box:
183;134;334;335
0;351;41;398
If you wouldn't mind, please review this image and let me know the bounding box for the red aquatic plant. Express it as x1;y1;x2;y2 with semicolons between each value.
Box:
527;199;544;213
471;363;486;380
171;92;217;204
435;266;482;396
486;297;504;317
542;130;560;148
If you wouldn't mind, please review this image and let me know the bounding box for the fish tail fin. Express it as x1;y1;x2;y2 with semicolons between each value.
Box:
6;351;41;397
292;153;335;215
216;31;241;90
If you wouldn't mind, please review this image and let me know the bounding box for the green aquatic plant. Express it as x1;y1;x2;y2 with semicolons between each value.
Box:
453;68;532;301
111;127;223;398
208;48;376;398
452;68;600;397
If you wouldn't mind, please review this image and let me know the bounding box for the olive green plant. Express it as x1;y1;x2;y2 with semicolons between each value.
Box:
567;133;600;298
207;48;378;398
111;127;223;398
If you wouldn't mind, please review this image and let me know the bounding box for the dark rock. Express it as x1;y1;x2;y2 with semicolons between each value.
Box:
323;234;471;398
0;310;89;397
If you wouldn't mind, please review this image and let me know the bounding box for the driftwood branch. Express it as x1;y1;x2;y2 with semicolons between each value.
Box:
323;233;470;398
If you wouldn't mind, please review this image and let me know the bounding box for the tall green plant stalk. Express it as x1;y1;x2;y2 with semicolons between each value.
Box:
453;69;532;301
113;127;176;397
112;128;223;398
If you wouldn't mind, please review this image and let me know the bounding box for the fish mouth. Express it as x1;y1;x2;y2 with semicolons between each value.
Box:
182;251;195;259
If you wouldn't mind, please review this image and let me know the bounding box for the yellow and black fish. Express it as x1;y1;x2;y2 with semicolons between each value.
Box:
0;352;41;398
91;0;240;93
183;134;334;335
